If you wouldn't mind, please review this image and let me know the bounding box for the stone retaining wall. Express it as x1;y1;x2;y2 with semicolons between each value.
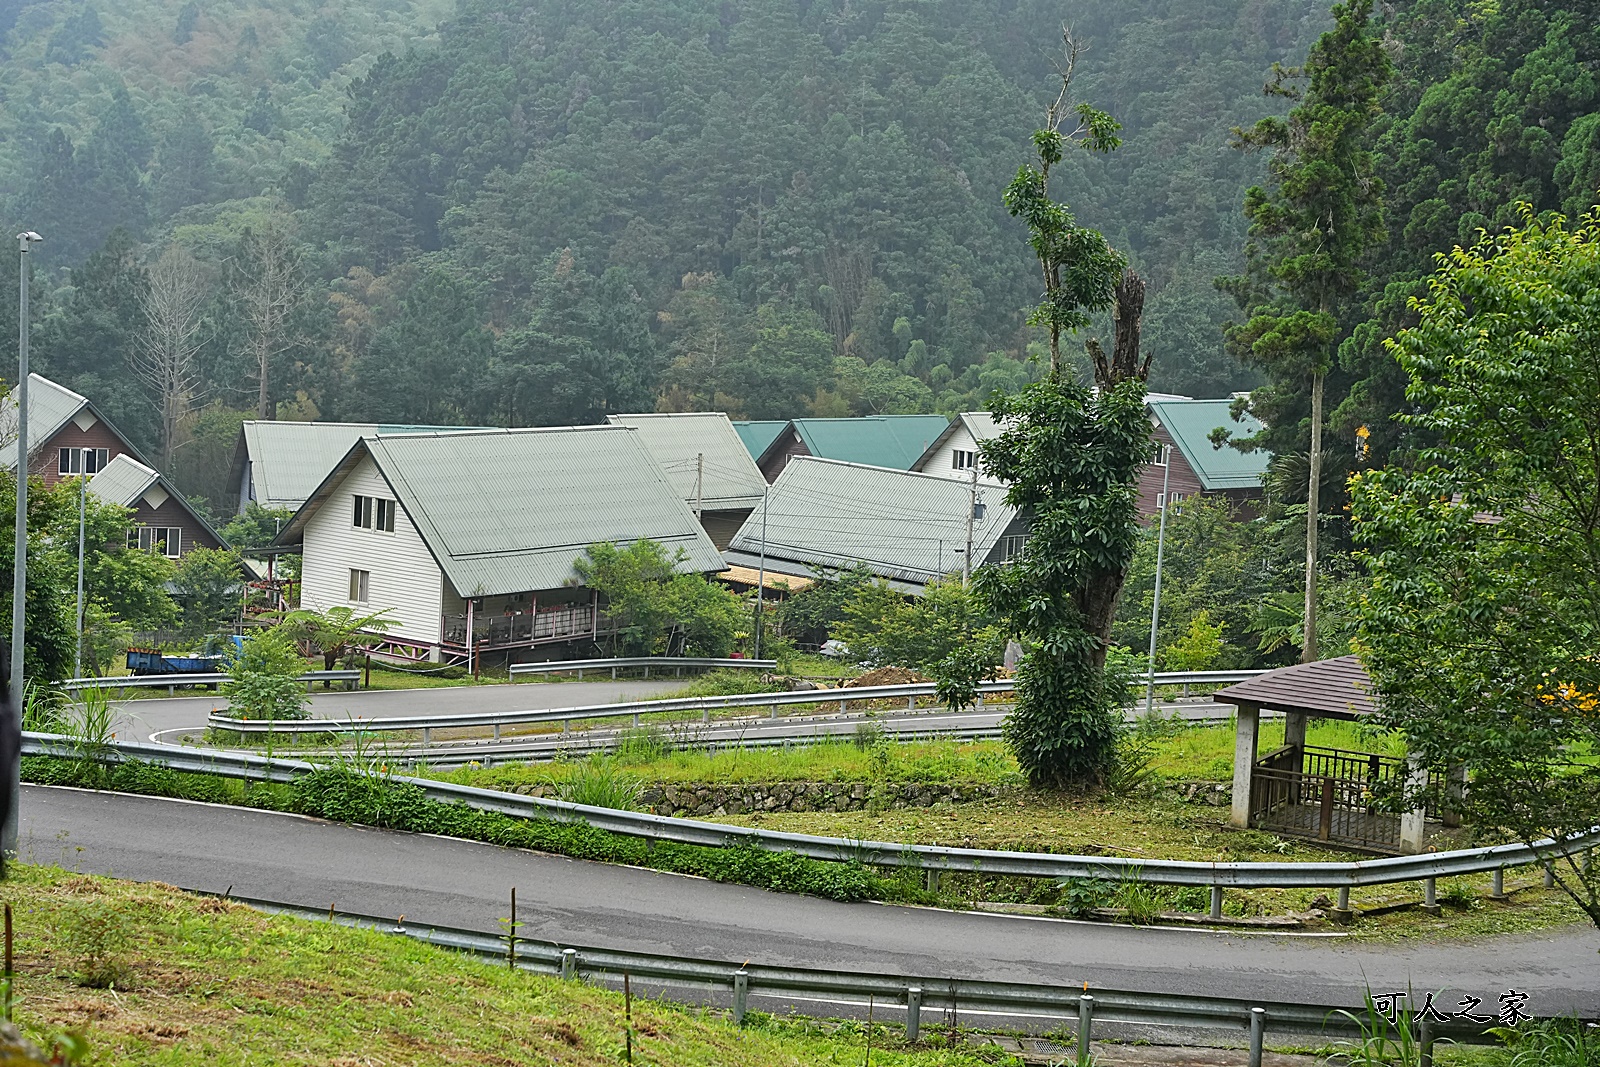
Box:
640;782;1008;817
510;779;1232;815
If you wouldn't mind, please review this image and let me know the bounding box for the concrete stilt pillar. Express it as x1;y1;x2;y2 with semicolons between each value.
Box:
1229;703;1261;829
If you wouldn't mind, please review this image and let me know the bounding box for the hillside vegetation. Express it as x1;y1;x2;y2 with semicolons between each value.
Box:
0;0;1596;525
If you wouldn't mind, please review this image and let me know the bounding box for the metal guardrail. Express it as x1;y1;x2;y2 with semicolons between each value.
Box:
231;894;1560;1054
60;670;362;696
510;656;778;679
205;669;1267;740
24;733;1599;900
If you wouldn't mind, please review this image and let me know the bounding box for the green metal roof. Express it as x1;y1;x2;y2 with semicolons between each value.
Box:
722;456;1017;588
0;374;92;471
607;413;767;510
281;426;725;598
788;415;952;470
732;420;787;461
239;420;470;510
1147;398;1270;490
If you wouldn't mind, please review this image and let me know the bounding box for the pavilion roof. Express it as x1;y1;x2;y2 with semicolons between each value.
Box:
1214;655;1379;721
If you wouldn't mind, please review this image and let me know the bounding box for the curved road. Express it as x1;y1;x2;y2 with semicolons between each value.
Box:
113;679;687;742
21;786;1599;1019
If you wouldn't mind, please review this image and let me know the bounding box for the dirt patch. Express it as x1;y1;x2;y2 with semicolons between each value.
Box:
842;666;929;687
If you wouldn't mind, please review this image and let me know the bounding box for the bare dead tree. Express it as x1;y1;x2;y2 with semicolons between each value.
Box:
134;245;211;470
1085;268;1151;391
230;218;308;420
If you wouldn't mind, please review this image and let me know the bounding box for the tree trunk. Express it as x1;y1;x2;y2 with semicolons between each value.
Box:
1303;366;1324;663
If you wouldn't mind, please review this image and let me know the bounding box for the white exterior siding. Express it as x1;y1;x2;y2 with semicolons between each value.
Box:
299;456;444;645
917;426;993;481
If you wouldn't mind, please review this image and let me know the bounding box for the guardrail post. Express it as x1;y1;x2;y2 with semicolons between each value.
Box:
732;970;749;1025
702;707;710;724
1076;994;1093;1065
1489;866;1507;901
1419;1017;1434;1067
924;869;940;893
1332;886;1352;924
493;724;501;742
905;986;921;1043
1248;1007;1266;1067
1422;877;1439;916
1209;885;1223;920
1545;864;1555;888
560;948;577;980
422;727;431;747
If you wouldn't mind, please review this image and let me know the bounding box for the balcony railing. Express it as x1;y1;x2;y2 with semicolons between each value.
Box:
441;604;611;649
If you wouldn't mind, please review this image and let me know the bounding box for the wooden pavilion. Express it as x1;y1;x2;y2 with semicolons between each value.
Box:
1215;656;1444;855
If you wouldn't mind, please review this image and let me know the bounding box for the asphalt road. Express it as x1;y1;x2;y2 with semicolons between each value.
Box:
22;786;1599;1018
113;678;687;742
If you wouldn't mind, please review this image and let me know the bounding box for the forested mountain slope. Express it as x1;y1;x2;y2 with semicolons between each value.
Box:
5;0;1597;518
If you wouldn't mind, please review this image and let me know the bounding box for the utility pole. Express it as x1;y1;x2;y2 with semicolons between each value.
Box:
961;463;978;585
693;452;704;520
1144;445;1173;717
74;449;87;678
8;231;43;861
752;483;769;659
1302;367;1324;663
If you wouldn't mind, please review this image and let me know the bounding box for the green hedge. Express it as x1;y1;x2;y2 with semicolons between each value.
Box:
23;756;891;903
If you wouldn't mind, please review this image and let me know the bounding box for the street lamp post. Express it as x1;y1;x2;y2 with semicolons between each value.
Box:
7;230;43;860
1143;444;1173;718
74;447;88;679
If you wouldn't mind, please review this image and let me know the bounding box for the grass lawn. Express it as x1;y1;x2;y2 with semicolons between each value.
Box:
0;864;1015;1067
440;731;1586;941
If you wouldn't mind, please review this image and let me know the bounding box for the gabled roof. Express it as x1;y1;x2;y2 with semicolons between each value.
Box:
86;453;161;506
235;420;471;511
277;426;725;598
722;456;1017;589
775;415;952;470
0;374;96;470
910;412;1002;472
606;413;767;511
732;420;788;460
1147;398;1270;491
1215;655;1377;721
88;454;229;548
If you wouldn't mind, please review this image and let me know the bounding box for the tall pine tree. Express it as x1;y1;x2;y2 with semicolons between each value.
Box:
1219;0;1390;662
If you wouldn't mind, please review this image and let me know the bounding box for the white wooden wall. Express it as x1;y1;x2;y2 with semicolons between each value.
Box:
299;455;444;646
916;424;989;481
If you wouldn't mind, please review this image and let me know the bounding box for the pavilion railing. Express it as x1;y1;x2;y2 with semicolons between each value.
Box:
1302;744;1405;786
1251;767;1402;853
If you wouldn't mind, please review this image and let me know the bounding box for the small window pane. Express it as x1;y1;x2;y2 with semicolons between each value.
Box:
348;568;370;602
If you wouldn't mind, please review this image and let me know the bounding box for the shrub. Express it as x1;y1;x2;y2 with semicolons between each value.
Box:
221;628;309;720
62;900;135;990
556;757;644;810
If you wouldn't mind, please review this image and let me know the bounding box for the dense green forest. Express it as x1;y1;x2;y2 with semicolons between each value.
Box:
1;0;1598;523
1;0;1325;511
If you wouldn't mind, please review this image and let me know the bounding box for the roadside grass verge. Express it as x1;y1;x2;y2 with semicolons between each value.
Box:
446;737;1025;790
0;864;1014;1067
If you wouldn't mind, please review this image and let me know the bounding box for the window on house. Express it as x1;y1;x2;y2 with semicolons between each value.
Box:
58;447;108;475
951;449;977;470
349;568;371;603
129;526;181;558
352;495;396;532
999;534;1027;562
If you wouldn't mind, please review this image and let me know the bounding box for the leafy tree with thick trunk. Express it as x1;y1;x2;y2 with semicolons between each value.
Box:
1353;207;1600;930
978;30;1154;790
1220;0;1389;664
